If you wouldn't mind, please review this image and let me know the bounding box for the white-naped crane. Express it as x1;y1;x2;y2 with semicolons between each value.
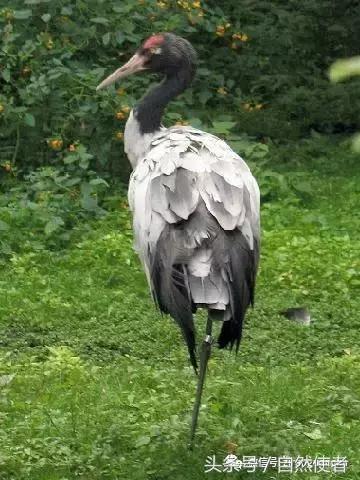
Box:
97;33;260;444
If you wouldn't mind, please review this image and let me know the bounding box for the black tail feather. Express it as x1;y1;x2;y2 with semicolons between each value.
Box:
215;232;259;351
150;226;197;371
217;318;238;350
149;216;259;367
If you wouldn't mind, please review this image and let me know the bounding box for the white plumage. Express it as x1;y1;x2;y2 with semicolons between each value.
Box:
127;116;260;322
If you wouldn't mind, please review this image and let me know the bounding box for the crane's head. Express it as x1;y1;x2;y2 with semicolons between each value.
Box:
96;33;197;91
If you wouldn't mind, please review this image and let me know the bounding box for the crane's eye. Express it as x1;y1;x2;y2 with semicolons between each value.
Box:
150;47;162;55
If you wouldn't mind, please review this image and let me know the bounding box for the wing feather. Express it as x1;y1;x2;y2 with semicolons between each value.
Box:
128;125;260;367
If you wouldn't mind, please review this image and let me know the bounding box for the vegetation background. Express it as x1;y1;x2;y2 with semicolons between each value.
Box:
0;0;359;479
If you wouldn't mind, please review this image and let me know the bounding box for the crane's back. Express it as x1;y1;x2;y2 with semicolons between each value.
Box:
128;125;260;362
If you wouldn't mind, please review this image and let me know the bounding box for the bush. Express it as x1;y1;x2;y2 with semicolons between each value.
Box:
0;142;108;258
1;0;359;179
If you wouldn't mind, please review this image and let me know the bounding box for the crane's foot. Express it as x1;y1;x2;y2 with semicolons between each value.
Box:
189;317;213;449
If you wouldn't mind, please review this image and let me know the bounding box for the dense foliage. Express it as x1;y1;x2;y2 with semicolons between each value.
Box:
1;0;359;177
1;0;359;254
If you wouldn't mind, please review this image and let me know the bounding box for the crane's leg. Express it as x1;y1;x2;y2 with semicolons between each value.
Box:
189;315;213;448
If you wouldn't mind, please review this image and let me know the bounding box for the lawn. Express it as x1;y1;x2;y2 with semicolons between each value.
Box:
0;138;359;479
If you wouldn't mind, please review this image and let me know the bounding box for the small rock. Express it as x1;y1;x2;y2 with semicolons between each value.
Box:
280;307;311;325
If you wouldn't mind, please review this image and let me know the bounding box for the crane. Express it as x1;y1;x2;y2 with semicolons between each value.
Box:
97;33;260;445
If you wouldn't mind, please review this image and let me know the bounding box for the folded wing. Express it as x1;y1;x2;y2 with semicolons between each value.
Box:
128;127;260;369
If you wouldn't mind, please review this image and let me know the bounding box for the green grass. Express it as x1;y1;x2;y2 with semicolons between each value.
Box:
0;138;359;479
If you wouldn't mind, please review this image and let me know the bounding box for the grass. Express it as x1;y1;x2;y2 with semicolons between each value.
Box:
0;137;359;479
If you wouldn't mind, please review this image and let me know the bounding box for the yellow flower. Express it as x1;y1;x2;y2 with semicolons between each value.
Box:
49;139;63;150
216;25;225;37
115;131;124;140
255;103;264;110
21;66;31;76
157;1;167;8
117;87;126;96
115;111;126;120
4;10;14;21
68;144;76;152
217;87;227;95
192;0;201;8
243;103;251;111
121;105;131;114
232;32;249;42
0;104;4;113
225;441;238;454
46;39;54;50
177;0;190;9
2;162;12;172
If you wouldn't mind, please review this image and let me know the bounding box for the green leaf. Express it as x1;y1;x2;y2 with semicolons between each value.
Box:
90;17;109;25
113;4;134;13
79;157;90;169
303;428;323;440
0;242;12;255
61;6;73;15
63;154;77;165
115;31;125;45
0;374;15;386
352;133;360;153
44;217;64;236
228;139;252;152
199;90;212;105
41;13;51;23
89;178;109;187
81;195;98;211
63;177;81;187
2;69;10;83
0;220;9;231
80;183;98;211
329;56;360;82
135;436;151;448
293;180;312;194
24;113;35;127
13;10;32;19
211;121;237;134
102;32;111;46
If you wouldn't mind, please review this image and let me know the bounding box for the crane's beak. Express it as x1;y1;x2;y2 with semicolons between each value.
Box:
96;53;147;91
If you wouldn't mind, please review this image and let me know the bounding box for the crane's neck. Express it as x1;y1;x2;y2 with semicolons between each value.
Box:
124;70;192;168
135;72;190;134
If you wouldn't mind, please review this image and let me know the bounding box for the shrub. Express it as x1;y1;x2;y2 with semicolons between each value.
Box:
0;0;359;179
